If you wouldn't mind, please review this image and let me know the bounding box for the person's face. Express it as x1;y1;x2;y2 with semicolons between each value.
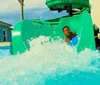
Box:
64;27;70;36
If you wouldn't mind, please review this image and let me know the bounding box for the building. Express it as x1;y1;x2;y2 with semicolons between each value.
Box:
0;21;12;42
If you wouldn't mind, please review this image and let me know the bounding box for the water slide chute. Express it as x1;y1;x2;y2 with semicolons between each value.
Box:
46;0;90;10
12;0;96;54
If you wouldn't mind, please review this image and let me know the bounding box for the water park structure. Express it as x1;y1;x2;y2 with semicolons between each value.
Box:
2;0;100;55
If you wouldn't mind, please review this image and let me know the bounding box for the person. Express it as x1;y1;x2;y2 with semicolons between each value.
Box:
63;26;77;43
94;26;100;50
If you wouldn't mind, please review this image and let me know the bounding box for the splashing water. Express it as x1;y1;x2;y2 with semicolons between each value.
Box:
0;36;100;85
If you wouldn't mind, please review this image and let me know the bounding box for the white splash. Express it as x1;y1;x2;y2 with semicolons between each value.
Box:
0;36;100;85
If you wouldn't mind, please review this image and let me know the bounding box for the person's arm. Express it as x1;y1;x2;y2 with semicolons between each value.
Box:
64;37;70;43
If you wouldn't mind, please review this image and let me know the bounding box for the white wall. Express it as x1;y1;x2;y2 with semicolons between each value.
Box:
90;0;100;28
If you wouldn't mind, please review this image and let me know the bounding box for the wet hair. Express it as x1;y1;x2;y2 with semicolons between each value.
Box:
62;26;70;32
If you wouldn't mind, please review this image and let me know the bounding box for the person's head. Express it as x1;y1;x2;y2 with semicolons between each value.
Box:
63;26;70;36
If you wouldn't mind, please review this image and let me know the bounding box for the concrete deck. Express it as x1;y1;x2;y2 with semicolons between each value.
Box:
0;42;11;47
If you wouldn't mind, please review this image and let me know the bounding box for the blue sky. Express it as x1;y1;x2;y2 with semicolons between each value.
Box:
0;0;67;26
0;8;67;26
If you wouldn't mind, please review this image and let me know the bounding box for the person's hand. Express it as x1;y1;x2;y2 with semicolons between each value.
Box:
64;38;70;43
72;32;76;36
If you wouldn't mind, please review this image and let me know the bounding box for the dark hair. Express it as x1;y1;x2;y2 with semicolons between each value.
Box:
62;26;70;32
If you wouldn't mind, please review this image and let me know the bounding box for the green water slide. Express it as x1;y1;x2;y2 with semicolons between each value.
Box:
11;0;96;54
12;11;96;54
46;0;90;10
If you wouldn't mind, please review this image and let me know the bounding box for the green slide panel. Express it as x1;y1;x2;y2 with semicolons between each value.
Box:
12;11;96;54
12;19;60;54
